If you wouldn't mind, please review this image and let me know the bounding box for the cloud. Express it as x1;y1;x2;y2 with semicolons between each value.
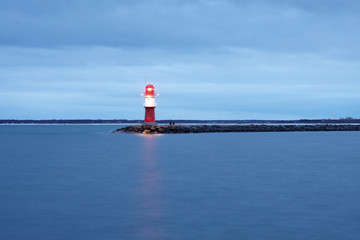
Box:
0;0;359;54
1;45;359;119
0;0;359;119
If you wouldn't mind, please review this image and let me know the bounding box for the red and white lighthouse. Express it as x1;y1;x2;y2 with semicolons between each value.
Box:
143;84;157;125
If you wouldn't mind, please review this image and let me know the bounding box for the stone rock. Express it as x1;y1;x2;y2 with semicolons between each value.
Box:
113;124;360;134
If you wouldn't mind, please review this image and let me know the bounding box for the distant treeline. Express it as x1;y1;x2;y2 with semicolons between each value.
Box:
1;118;360;124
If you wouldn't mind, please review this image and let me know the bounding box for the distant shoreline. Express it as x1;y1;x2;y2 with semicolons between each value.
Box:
1;118;360;125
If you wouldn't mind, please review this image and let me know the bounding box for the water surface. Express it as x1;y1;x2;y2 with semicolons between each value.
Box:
1;125;359;240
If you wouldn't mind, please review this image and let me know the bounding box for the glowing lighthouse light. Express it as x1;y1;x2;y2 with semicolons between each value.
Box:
143;84;157;125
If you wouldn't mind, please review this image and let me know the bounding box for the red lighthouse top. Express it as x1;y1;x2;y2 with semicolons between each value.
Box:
145;84;155;97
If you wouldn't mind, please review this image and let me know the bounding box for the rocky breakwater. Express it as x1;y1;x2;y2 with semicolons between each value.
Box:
113;124;360;134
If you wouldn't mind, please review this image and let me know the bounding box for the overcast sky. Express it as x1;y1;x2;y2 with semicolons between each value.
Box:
1;0;359;120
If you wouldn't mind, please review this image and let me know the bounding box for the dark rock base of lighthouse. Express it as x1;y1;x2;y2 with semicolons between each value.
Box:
113;124;360;134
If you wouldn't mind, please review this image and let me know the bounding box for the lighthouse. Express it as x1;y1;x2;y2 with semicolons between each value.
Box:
143;84;157;125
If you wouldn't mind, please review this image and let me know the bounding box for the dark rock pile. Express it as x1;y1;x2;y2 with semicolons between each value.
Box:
113;124;360;134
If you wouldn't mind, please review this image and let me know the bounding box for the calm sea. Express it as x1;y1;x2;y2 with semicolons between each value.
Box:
1;125;359;240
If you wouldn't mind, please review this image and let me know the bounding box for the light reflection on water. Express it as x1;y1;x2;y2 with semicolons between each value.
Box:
136;134;165;240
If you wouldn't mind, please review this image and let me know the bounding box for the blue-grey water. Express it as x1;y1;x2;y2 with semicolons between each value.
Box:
1;125;359;240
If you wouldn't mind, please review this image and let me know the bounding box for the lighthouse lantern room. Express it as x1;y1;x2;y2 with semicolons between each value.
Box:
143;84;157;125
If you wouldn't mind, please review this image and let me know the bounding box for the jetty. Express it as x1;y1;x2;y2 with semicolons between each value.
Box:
113;124;360;134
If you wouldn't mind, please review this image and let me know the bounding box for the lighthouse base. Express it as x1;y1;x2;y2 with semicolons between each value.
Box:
144;106;156;124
